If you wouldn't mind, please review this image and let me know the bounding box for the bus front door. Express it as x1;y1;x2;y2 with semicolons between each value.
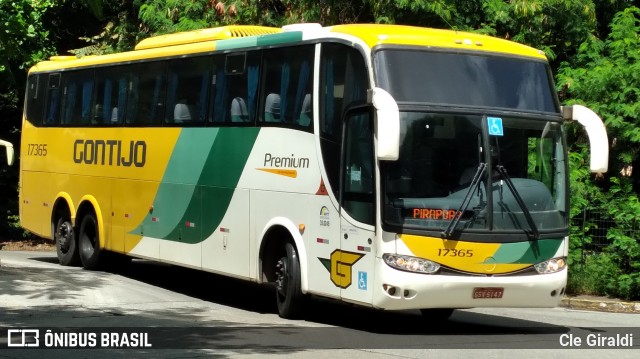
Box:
339;108;375;305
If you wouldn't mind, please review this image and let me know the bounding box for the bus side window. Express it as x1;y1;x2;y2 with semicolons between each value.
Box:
60;70;94;126
126;62;166;126
260;45;314;129
165;56;211;125
25;74;46;126
93;67;127;125
210;51;259;124
45;73;61;126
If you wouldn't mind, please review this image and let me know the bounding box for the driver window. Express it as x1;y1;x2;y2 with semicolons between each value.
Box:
342;109;374;225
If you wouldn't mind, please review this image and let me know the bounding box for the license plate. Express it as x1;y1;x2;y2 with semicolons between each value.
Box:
473;287;504;299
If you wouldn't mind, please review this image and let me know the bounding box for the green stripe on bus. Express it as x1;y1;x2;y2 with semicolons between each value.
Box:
132;129;218;239
216;37;258;51
163;128;219;184
132;127;260;244
488;239;562;264
216;32;303;51
256;32;303;46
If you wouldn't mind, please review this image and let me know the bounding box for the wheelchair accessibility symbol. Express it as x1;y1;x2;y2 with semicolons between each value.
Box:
488;117;504;136
358;271;367;290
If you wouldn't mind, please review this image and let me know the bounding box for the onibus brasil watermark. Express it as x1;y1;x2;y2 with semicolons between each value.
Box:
6;329;151;348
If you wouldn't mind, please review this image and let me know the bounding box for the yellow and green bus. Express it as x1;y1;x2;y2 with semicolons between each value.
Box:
20;23;608;319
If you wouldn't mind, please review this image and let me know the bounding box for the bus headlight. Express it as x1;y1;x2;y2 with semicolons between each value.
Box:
383;254;440;274
534;257;567;274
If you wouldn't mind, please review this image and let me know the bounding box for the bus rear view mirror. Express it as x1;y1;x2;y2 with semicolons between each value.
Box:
370;87;400;161
562;104;609;173
0;140;14;166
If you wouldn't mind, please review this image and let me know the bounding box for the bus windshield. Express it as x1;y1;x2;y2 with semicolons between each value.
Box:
374;48;557;113
381;113;568;236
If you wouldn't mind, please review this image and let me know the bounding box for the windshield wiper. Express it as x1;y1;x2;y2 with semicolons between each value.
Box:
495;165;540;240
442;163;486;239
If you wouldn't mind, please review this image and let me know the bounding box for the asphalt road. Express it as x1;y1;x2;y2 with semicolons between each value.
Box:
1;250;639;358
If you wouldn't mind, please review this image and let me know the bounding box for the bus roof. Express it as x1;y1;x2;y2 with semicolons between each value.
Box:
29;23;546;73
134;25;281;50
328;24;547;60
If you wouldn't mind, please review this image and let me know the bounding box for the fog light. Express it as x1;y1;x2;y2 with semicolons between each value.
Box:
534;257;567;274
383;284;397;296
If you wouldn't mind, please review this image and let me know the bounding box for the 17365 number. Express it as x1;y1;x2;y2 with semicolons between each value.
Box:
27;144;48;156
437;248;474;257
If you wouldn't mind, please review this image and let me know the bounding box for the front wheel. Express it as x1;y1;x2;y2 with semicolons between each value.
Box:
54;216;79;266
275;242;305;319
78;212;103;270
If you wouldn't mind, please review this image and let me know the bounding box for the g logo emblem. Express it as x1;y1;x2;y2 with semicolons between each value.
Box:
330;250;364;288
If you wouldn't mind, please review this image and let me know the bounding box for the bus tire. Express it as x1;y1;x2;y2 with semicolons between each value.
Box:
275;242;305;319
78;212;103;270
420;308;454;321
54;216;79;266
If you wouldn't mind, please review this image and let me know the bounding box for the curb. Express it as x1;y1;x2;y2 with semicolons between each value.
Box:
561;296;640;314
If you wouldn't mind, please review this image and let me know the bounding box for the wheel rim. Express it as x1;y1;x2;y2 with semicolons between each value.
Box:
275;256;289;300
55;221;73;254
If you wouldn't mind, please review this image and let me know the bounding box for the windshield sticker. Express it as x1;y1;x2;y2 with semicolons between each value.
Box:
350;165;362;183
488;117;504;136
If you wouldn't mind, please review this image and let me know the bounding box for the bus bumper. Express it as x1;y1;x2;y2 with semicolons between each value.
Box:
373;262;567;310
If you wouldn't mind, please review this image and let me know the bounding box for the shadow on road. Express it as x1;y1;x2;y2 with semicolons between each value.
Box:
106;258;571;336
1;254;589;350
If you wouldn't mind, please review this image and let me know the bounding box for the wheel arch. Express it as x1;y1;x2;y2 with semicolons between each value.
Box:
258;217;308;293
76;195;105;250
50;193;75;239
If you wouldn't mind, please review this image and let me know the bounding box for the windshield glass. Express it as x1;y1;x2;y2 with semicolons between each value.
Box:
381;112;567;235
374;49;558;113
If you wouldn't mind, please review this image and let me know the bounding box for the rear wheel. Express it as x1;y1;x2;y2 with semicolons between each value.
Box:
275;242;305;319
420;308;454;321
78;212;103;270
54;216;79;266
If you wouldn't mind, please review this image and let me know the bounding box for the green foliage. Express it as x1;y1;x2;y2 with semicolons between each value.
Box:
558;6;640;300
0;0;56;77
456;0;594;63
568;248;640;300
135;0;296;37
89;0;601;68
558;7;640;170
566;253;621;296
138;0;210;34
0;1;58;239
360;0;598;66
558;6;640;207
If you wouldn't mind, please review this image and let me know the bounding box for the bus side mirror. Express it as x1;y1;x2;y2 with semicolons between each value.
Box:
0;140;14;166
562;105;608;173
370;88;400;161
